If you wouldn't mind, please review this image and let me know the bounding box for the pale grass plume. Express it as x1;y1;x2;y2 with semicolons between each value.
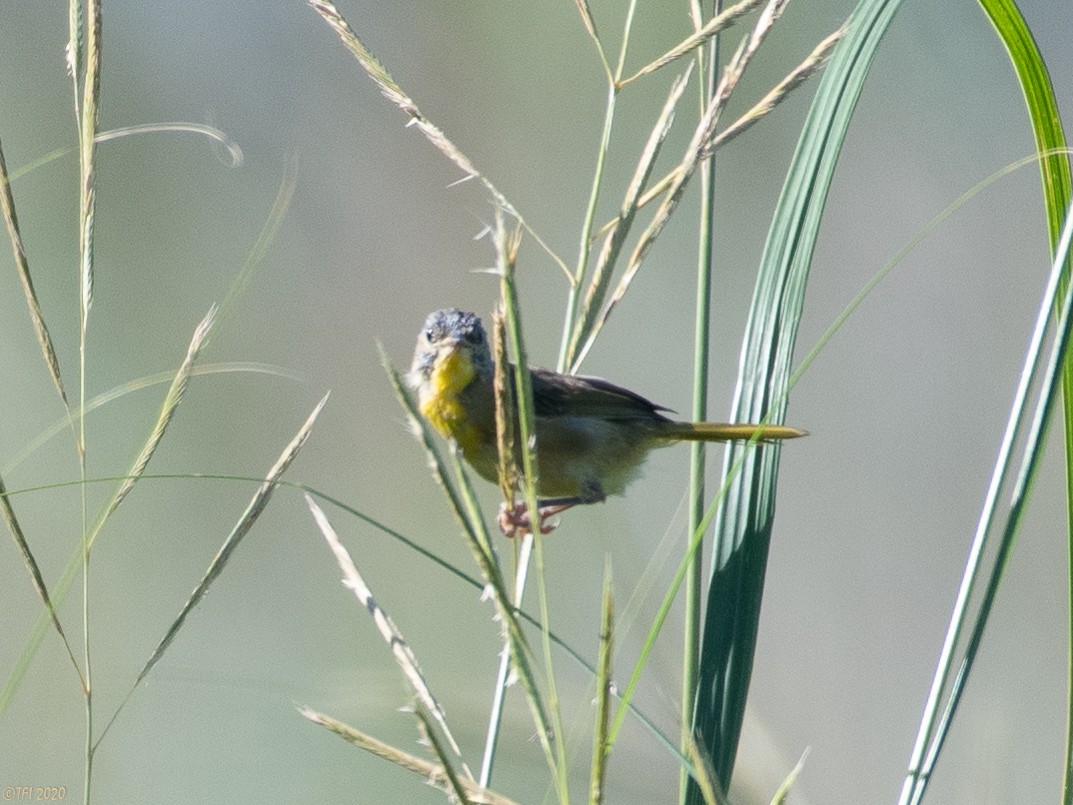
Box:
590;8;841;241
308;0;515;217
574;0;830;367
492;211;570;801
66;1;83;95
771;748;810;805
0;139;69;408
491;309;517;506
305;494;469;771
381;345;478;536
568;66;694;368
710;27;845;152
572;0;600;47
0;471;80;679
684;734;729;805
309;0;573;279
571;0;611;80
620;0;767;86
135;393;328;685
299;708;522;805
414;709;472;805
104;307;216;522
77;0;102;336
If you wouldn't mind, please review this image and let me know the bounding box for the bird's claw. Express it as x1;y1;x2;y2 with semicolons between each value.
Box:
497;501;559;537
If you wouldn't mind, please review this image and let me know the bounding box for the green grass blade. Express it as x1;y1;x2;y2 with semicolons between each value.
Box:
899;4;1072;798
979;0;1072;237
973;2;1073;799
682;9;720;801
688;0;903;798
899;197;1073;805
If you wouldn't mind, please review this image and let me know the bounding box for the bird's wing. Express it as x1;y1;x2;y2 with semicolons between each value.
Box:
529;366;672;421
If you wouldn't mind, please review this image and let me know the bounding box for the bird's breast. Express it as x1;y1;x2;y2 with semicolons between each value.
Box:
418;346;484;458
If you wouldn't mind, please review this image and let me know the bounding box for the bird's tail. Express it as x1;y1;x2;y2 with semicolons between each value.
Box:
660;421;807;442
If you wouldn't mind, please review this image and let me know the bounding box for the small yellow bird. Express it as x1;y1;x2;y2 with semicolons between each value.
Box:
408;309;805;534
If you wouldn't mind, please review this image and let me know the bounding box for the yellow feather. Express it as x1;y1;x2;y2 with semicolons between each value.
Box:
419;347;483;457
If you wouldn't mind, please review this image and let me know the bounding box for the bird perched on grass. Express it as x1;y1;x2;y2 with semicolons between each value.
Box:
409;308;804;534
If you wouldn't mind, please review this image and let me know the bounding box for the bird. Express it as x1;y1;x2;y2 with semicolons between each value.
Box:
408;308;805;534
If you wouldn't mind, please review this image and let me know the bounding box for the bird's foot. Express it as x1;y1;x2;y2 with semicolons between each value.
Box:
497;501;573;537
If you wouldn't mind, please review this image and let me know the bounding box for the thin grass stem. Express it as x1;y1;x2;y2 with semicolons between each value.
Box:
682;3;721;801
414;708;473;803
557;0;637;373
571;0;611;83
497;216;570;802
73;2;103;800
480;312;523;787
7;123;241;184
588;562;614;805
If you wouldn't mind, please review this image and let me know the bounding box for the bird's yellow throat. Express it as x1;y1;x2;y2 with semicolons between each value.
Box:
419;345;482;454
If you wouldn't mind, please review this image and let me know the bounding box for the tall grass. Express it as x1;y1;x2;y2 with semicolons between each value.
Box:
307;0;838;802
303;0;1071;803
0;4;315;802
1;1;1068;802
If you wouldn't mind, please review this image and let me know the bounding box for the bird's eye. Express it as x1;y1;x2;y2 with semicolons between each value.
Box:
424;328;436;342
468;328;483;344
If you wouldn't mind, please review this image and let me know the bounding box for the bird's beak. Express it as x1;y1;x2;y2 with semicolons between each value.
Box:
435;337;463;360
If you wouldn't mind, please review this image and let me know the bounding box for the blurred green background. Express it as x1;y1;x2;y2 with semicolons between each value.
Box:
1;1;1070;803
